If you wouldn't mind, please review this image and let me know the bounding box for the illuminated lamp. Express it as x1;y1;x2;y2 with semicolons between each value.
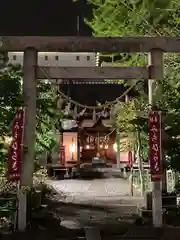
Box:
113;143;117;152
69;138;75;160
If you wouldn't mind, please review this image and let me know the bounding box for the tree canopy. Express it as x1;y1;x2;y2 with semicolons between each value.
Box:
83;0;180;171
0;65;63;173
85;0;178;36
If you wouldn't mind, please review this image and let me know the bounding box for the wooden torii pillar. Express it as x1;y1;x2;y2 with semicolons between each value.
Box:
1;36;180;231
18;48;38;231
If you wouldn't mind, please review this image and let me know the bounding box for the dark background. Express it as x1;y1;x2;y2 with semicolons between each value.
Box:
0;0;92;36
0;0;127;106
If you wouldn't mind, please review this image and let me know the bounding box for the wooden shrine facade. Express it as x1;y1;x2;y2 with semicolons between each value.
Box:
78;118;116;164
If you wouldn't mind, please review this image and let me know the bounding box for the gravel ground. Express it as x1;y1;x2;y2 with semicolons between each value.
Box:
2;177;179;239
46;177;144;228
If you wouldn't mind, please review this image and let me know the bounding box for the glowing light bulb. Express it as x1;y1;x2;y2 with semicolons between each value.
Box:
113;143;117;152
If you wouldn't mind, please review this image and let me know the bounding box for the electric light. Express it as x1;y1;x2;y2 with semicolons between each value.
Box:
113;143;117;152
69;143;75;153
86;145;90;149
69;138;76;160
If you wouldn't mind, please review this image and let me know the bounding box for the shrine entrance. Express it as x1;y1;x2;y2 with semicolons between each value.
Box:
1;36;180;230
79;118;116;166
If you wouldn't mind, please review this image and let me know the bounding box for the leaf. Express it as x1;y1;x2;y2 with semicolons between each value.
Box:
0;66;64;171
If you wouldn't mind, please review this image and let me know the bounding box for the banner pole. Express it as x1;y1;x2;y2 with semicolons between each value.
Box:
148;49;163;228
18;107;26;231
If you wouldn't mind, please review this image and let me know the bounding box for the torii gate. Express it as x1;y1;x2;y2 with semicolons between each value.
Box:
1;36;180;230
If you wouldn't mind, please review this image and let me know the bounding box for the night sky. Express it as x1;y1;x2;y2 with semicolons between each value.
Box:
0;0;92;36
0;0;126;106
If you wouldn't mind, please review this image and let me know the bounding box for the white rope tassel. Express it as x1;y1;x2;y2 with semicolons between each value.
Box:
39;67;141;110
57;95;64;108
102;108;109;118
73;105;78;119
64;101;71;116
79;108;86;116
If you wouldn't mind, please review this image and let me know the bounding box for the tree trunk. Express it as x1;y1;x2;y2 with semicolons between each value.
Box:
129;134;135;196
129;167;134;196
136;130;145;196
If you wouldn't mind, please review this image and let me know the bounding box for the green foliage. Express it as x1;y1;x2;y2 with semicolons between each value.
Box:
111;100;136;132
0;65;23;138
85;0;176;36
0;143;7;174
36;82;62;158
0;65;63;172
110;98;148;160
83;0;180;171
162;58;180;171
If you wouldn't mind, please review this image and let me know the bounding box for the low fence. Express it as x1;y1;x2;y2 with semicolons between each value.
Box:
132;169;176;193
0;178;18;232
0;171;47;232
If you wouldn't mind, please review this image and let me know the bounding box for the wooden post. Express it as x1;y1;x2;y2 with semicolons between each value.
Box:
148;49;163;228
18;47;37;231
116;131;120;169
85;227;101;240
77;135;81;164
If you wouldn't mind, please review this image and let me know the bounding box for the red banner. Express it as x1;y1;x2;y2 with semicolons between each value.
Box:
148;110;162;181
7;108;24;181
59;145;65;166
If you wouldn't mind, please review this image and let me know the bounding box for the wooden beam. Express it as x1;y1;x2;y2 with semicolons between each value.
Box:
36;66;149;79
0;36;180;52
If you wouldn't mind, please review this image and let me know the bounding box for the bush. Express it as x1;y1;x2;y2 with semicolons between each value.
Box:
0;170;53;232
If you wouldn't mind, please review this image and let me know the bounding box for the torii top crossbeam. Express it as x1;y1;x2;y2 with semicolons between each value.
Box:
1;36;180;52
